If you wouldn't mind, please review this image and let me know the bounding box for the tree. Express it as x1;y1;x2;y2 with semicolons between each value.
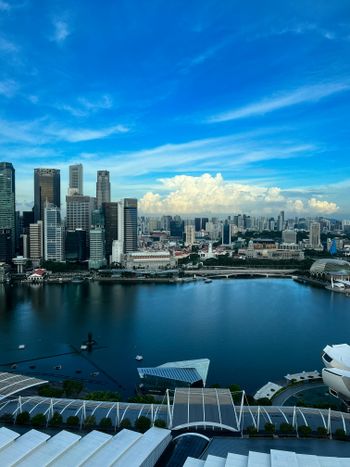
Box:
255;397;272;406
335;428;346;440
298;425;312;437
99;417;113;431
63;380;83;398
16;411;30;425
120;418;132;429
154;419;167;428
246;425;257;435
84;415;96;428
31;413;46;427
279;423;294;434
317;426;328;437
135;416;151;433
49;412;63;427
66;415;80;426
264;422;275;434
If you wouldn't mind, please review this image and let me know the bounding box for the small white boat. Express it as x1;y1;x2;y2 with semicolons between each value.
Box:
80;344;88;350
204;279;212;283
135;355;143;361
18;344;26;350
90;371;99;377
54;365;62;370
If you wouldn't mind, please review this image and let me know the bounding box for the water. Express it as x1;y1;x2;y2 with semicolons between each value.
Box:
0;279;349;396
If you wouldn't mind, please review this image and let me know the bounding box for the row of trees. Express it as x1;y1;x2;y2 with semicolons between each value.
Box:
245;422;347;439
0;411;166;433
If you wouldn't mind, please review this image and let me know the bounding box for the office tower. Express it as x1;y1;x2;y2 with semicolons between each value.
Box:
201;217;209;231
29;221;43;261
66;194;91;233
170;217;184;239
44;204;64;261
310;222;321;248
88;227;106;269
91;209;104;227
161;215;172;231
278;210;285;231
184;224;196;246
123;198;138;253
0;162;16;260
102;202;118;260
34;168;60;222
96;170;110;208
222;220;232;246
65;229;87;262
111;239;123;264
282;229;297;244
68;164;83;195
194;218;201;232
22;211;34;234
0;229;12;263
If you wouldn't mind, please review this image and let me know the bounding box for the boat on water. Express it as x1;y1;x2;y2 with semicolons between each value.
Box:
18;344;26;350
90;371;99;377
135;355;143;361
80;344;88;350
204;279;212;283
54;365;62;370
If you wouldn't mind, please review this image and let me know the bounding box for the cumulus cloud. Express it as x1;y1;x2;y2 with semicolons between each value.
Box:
308;197;339;214
139;173;339;215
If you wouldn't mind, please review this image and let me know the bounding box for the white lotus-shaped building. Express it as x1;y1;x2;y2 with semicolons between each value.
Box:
322;344;350;401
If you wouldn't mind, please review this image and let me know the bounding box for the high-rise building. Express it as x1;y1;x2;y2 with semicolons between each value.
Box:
310;222;321;249
44;204;64;261
29;221;43;261
34;168;60;222
68;164;83;195
282;229;297;244
222;220;232;246
123;198;138;253
88;227;106;269
0;229;12;263
184;224;196;246
170;217;184;239
102;202;118;260
66;194;91;234
0;162;16;260
194;218;201;232
65;229;87;262
96;170;111;208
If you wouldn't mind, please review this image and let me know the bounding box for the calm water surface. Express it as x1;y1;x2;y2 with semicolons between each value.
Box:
0;279;349;395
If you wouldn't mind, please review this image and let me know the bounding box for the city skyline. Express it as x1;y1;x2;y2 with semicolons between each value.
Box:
0;1;350;216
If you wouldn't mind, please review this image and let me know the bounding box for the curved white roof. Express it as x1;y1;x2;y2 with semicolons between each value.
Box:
323;344;350;370
0;372;48;400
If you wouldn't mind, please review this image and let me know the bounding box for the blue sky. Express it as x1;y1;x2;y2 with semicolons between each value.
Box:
1;0;350;217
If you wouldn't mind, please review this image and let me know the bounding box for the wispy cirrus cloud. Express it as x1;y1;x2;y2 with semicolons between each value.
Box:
58;94;113;117
0;36;18;53
0;79;18;97
47;123;129;142
207;82;350;123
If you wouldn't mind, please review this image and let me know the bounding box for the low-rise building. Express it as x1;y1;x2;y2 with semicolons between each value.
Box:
124;251;177;269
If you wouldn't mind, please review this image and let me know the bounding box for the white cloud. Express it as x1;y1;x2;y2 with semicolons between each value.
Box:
46;123;129;142
0;1;10;11
0;36;18;53
0;79;18;97
139;173;339;215
52;19;71;44
58;94;113;117
208;82;350;123
308;197;339;214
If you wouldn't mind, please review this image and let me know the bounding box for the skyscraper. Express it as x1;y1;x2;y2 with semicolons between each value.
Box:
34;168;60;222
310;222;321;249
123;198;138;253
66;194;91;233
102;202;118;260
68;164;83;195
0;162;15;259
29;221;43;261
88;227;106;269
96;170;111;208
44;204;64;261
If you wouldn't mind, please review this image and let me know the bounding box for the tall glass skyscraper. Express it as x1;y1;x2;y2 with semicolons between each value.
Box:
0;162;16;259
96;170;111;208
69;164;83;195
123;198;138;253
34;168;60;222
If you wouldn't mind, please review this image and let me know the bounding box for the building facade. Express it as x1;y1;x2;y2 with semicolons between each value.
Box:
68;164;83;195
0;162;15;260
123;198;138;253
34;168;60;222
44;204;64;261
96;170;111;208
88;227;106;269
